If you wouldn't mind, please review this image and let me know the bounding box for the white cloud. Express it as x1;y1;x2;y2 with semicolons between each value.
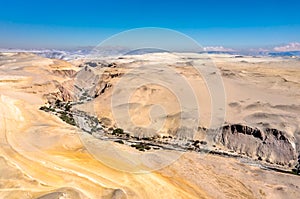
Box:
203;46;234;52
273;42;300;52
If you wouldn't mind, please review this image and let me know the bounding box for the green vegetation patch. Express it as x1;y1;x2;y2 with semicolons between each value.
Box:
59;113;76;126
112;128;124;135
114;140;124;144
39;106;55;112
131;143;151;151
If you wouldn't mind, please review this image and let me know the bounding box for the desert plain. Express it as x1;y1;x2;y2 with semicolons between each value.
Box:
0;51;299;199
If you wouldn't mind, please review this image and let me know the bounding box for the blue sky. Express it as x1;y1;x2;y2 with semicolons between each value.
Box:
0;0;299;48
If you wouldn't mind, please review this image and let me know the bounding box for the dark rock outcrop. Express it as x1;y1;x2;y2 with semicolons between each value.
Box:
216;124;297;167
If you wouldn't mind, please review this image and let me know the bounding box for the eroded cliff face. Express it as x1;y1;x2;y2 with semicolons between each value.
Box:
215;124;297;167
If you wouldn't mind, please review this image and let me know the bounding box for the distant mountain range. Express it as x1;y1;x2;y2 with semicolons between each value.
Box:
0;48;92;60
1;47;299;60
34;49;92;60
268;51;300;57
